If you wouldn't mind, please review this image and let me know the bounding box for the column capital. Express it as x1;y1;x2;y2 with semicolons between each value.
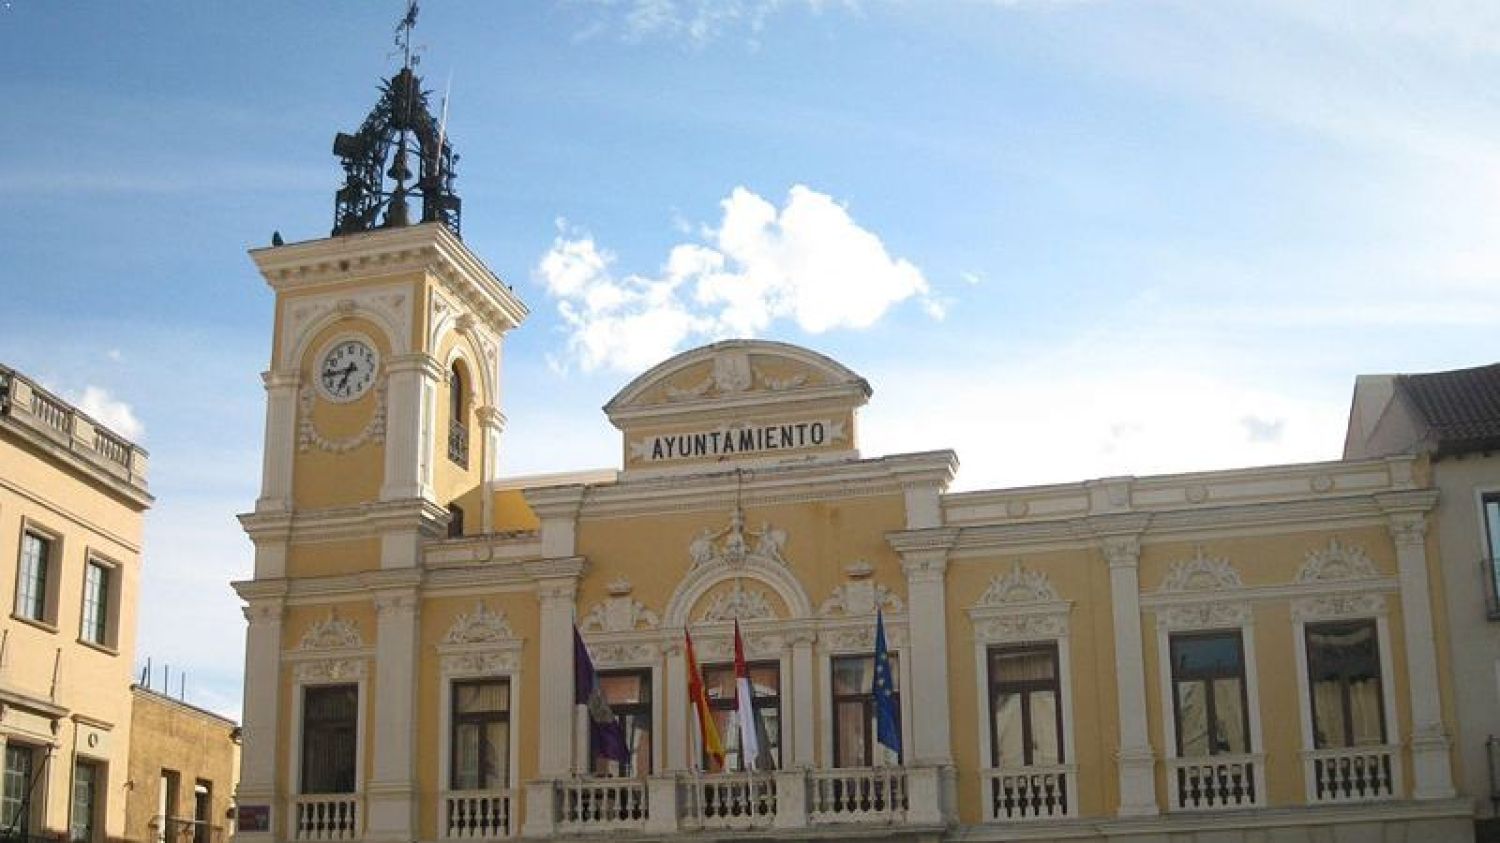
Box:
1099;535;1142;569
1386;511;1429;549
385;352;447;378
476;405;507;431
262;369;301;390
242;600;285;626
373;589;420;619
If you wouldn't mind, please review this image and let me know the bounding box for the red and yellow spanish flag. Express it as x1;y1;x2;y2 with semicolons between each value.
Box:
685;626;725;772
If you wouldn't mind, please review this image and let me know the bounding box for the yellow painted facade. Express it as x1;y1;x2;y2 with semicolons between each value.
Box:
124;687;241;843
233;225;1475;843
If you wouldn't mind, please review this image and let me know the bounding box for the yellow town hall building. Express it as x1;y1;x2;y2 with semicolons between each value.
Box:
231;42;1475;843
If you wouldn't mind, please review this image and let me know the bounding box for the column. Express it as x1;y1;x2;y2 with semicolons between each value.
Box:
476;406;506;533
894;530;957;767
1101;535;1158;817
381;354;442;502
366;590;421;842
790;631;816;768
1387;509;1456;800
664;641;689;771
536;578;578;776
234;598;284;843
255;370;299;514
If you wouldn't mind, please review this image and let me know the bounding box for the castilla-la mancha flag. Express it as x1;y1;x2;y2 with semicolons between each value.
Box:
732;620;762;770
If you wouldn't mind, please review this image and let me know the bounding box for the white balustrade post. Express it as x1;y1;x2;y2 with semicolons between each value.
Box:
520;781;557;838
644;775;679;833
772;769;807;829
905;766;943;826
235;597;284;843
1383;503;1456;799
1101;533;1159;817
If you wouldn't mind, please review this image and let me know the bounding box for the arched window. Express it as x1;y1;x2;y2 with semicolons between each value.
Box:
447;362;469;468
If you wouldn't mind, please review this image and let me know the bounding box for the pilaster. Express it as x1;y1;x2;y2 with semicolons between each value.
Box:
890;527;958;767
1380;496;1455;800
1098;529;1159;817
235;596;285;843
256;369;300;514
789;631;816;768
477;405;506;533
381;353;443;502
536;573;581;777
664;640;689;771
365;589;421;842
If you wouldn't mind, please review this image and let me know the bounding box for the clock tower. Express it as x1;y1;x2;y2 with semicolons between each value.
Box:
234;14;527;843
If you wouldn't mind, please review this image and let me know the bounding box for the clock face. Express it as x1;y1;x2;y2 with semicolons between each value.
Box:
317;339;379;402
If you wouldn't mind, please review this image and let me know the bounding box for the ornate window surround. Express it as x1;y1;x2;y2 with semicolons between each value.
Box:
283;610;371;795
1287;540;1402;802
815;611;914;768
436;601;525;794
1147;549;1266;804
966;561;1078;807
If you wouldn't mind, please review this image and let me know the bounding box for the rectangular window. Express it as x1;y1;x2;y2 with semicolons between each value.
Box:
1170;632;1250;757
158;770;179;843
831;654;902;767
3;744;36;833
16;531;51;621
70;761;98;843
451;679;510;790
702;662;781;772
301;685;358;794
192;782;212;843
1485;494;1500;615
988;644;1063;767
1306;620;1386;748
81;561;110;645
592;670;652;777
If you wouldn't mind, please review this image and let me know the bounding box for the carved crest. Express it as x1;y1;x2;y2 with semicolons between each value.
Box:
298;610;363;650
1297;538;1379;583
819;580;905;617
689;509;788;569
443;602;514;645
699;586;776;622
1292;593;1387;621
1159;548;1243;593
975;561;1059;606
579;580;661;633
975;614;1069;643
1156;602;1251;631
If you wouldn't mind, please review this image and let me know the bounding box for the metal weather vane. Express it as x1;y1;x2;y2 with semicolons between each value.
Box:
330;0;462;239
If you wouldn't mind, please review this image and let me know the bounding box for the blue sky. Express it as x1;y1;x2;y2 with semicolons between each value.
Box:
2;1;1498;717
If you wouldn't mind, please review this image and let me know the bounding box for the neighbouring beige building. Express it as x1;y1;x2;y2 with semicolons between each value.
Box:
1;365;151;843
125;686;241;843
1346;362;1500;840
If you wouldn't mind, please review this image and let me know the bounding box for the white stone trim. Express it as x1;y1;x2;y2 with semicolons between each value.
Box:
966;561;1078;814
814;617;914;768
279;283;412;371
286;664;370;797
1291;598;1402;802
436;644;523;795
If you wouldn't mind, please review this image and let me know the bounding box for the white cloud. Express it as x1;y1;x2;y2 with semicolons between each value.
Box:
74;385;144;440
105;348;123;362
535;185;937;373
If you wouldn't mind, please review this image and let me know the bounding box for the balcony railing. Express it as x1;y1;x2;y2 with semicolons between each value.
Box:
291;795;362;841
0;364;148;491
981;764;1075;821
1306;745;1398;803
555;779;647;832
807;767;907;823
448;420;469;468
525;766;947;837
152;815;225;843
442;790;513;839
1167;754;1263;811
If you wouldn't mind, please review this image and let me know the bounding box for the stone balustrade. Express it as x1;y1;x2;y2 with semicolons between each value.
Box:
981;765;1075;821
1306;745;1398;803
1167;754;1263;811
290;795;361;841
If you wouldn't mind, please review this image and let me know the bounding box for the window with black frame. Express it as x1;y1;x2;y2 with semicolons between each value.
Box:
451;679;510;790
1169;632;1250;757
832;654;901;768
301;685;358;794
69;761;98;843
1484;493;1500;616
702;663;780;771
593;671;652;777
988;644;1064;768
1305;620;1386;748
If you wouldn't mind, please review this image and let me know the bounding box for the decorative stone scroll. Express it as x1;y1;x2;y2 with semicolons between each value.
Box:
298;380;388;453
1291;592;1388;622
1158;548;1243;593
968;561;1071;645
699;586;776;622
688;509;788;569
818;562;905;617
291;610;368;681
1297;538;1379;583
579;579;661;633
298;610;363;650
439;601;523;678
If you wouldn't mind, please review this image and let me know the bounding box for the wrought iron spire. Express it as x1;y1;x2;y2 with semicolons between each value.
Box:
330;1;461;239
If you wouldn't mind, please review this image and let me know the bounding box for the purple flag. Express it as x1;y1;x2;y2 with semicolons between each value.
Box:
574;626;629;765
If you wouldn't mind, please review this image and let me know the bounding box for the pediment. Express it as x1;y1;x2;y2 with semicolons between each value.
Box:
605;340;869;417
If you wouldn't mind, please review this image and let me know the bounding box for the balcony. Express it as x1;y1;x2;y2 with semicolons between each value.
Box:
291;795;362;841
448;419;469;468
1167;754;1263;811
443;790;515;839
524;765;948;837
1305;745;1398;804
981;764;1075;821
152;816;226;843
0;365;150;501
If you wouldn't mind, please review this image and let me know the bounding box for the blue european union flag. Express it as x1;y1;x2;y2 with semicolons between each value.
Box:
873;609;901;757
